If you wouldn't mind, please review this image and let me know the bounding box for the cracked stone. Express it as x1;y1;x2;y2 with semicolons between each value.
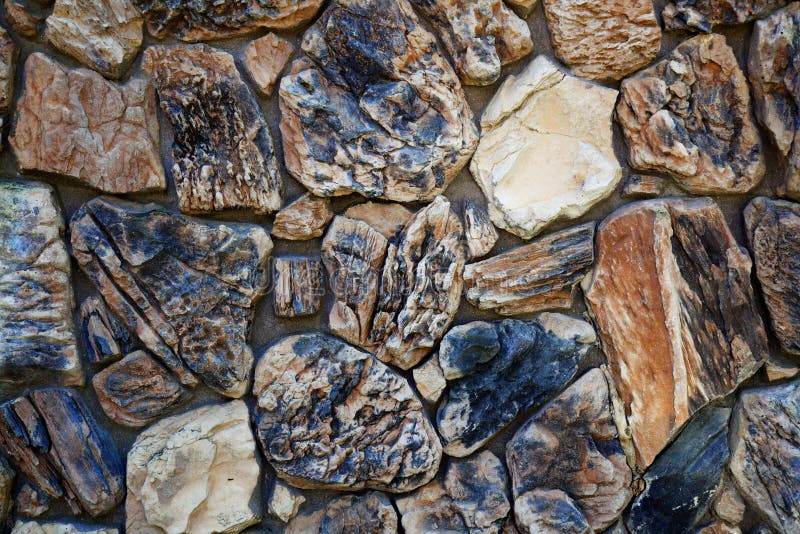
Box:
462;200;498;259
267;479;305;523
271;193;333;241
273;257;323;318
0;27;16;130
412;353;447;404
15;484;49;518
5;0;41;37
243;33;294;96
285;492;398;534
11;522;118;534
663;0;787;31
79;295;132;365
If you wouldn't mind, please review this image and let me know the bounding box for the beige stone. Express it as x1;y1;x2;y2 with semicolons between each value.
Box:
271;193;332;241
412;353;447;403
268;479;305;523
11;522;118;534
243;33;294;96
343;201;414;239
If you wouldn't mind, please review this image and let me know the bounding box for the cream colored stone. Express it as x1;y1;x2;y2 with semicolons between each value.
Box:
268;479;305;523
413;353;447;403
243;33;294;96
11;522;117;534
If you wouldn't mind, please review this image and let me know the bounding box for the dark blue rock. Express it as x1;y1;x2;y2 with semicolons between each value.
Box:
438;321;500;380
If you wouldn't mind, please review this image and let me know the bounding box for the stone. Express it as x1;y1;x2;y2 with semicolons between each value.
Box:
0;455;12;523
15;484;49;518
143;44;282;214
508;369;633;533
462;200;498;259
0;388;124;516
252;333;442;492
273;257;323;317
463;222;595;315
343;202;414;240
396;451;511;534
439;321;500;380
412;353;447;404
663;0;787;31
0;27;16;129
765;355;800;381
268;479;305;523
408;0;531;86
438;313;595;457
11;522;118;534
712;473;746;527
126;400;261;534
622;174;664;199
11;53;165;194
5;0;41;37
45;0;142;79
271;193;332;241
616;34;765;195
285;492;398;534
0;181;82;387
70;196;272;398
471;55;620;239
279;0;477;202
243;33;294;96
79;295;132;365
583;198;768;469
514;489;590;534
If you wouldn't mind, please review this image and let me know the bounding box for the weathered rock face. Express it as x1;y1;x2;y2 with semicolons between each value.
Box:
396;451;511;534
542;0;660;81
0;388;124;516
412;353;447;404
143;44;282;214
343;202;413;239
438;314;596;457
126;400;261;534
508;368;633;533
44;0;142;79
252;333;442;492
464;222;595;315
79;296;132;365
16;484;49;518
5;0;41;37
243;33;294;96
663;0;787;31
285;492;398;534
11;522;118;534
12;53;164;194
514;488;590;534
267;478;305;523
616;34;765;195
70;196;272;398
583;198;767;469
462;200;498;259
279;0;477;202
0;27;17;129
0;455;12;524
271;193;333;241
471;55;620;239
0;181;82;387
273;257;323;317
438;321;500;380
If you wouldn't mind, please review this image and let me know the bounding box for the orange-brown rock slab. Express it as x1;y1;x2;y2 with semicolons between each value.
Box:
5;0;41;37
243;33;294;96
343;201;413;239
271;193;332;241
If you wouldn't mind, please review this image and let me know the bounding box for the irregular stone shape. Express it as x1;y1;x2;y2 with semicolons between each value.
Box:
273;257;323;317
412;353;446;403
143;46;282;215
471;55;620;239
622;174;664;199
5;0;41;37
268;478;305;523
408;0;531;86
271;193;332;241
583;198;768;469
508;369;633;533
616;34;765;195
0;455;12;524
279;0;477;202
506;0;537;16
243;33;294;96
438;313;595;457
45;0;142;79
0;181;82;387
16;484;49;518
542;0;660;81
79;295;132;365
765;355;800;381
663;0;787;31
464;222;595;315
11;522;118;534
0;388;124;516
70;196;272;398
126;400;261;534
514;489;590;534
0;27;16;129
343;202;413;239
396;451;511;534
11;53;165;194
712;472;746;528
463;200;498;259
438;321;500;380
252;333;442;492
285;492;398;534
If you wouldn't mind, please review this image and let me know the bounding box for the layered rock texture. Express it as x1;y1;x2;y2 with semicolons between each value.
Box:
285;492;397;534
663;0;788;31
79;296;132;365
271;194;332;241
272;257;323;317
462;200;498;259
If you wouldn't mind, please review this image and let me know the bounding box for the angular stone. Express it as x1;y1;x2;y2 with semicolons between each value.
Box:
5;0;41;37
396;451;511;534
271;193;332;241
622;174;664;199
438;313;595;457
506;0;537;16
11;522;118;534
0;27;17;129
464;222;595;315
412;353;446;404
712;473;746;528
438;321;500;380
0;181;82;387
285;492;397;534
0;388;124;516
11;53;165;194
616;34;765;195
514;489;590;534
70;197;272;398
583;198;768;469
252;333;442;492
16;484;49;518
471;55;620;239
45;0;142;79
463;200;498;259
79;295;132;365
273;257;323;318
243;33;294;96
279;0;477;202
765;355;800;381
0;455;12;524
268;478;305;523
663;0;787;31
126;400;261;534
408;0;532;86
343;201;414;239
143;44;282;214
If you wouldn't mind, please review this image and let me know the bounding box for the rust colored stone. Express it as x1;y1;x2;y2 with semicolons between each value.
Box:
5;0;41;37
271;193;332;241
243;33;294;96
343;202;414;240
622;174;664;199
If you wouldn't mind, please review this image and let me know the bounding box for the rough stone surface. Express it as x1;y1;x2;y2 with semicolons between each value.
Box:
126;400;261;534
279;0;477;202
0;27;16;129
622;174;664;199
5;0;41;37
243;33;294;96
70;196;272;398
79;295;132;365
471;55;620;239
11;522;118;534
10;53;165;194
271;194;332;241
506;0;538;16
252;333;442;492
514;488;590;534
438;313;595;457
616;34;765;194
285;492;398;534
462;200;498;259
412;353;446;404
143;44;282;214
273;257;323;318
267;479;305;523
343;202;413;239
16;484;49;518
583;198;768;469
0;455;13;524
438;321;500;380
663;0;787;31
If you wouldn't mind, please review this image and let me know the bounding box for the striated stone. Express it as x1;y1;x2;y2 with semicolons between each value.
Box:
622;174;664;199
279;0;477;202
45;0;142;79
464;222;594;315
273;257;323;317
252;333;442;492
412;353;447;404
143;44;282;214
514;489;590;534
0;27;16;129
11;522;118;534
268;479;305;523
343;202;414;239
11;53;165;194
471;55;620;239
0;388;124;516
79;295;132;365
0;455;12;523
126;400;261;534
285;492;397;534
462;200;498;259
15;484;49;518
438;321;500;380
243;33;294;96
0;181;82;387
583;198;768;469
663;0;787;31
438;313;595;457
616;34;764;195
271;193;332;241
70;196;272;398
5;0;41;37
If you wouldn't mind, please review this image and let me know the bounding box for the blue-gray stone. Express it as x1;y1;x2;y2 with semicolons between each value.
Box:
438;321;500;380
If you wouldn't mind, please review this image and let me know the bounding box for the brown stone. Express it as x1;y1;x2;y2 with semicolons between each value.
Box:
15;484;49;518
412;353;446;404
343;201;414;240
285;492;398;534
0;456;13;524
462;200;498;259
273;257;323;318
583;198;768;469
11;53;165;194
0;27;16;129
616;34;765;194
79;295;132;365
622;174;664;199
5;0;41;37
663;0;787;31
271;193;333;241
243;33;294;96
